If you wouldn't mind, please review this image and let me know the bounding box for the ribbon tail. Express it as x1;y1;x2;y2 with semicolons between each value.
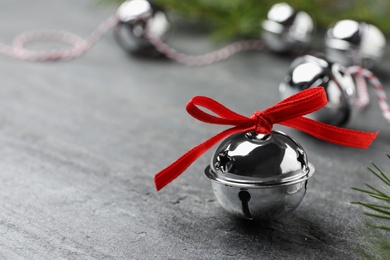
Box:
281;117;378;149
154;126;252;191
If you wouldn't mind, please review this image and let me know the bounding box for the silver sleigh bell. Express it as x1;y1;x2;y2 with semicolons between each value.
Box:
325;19;386;68
262;2;314;52
204;131;315;220
280;55;358;126
114;0;171;56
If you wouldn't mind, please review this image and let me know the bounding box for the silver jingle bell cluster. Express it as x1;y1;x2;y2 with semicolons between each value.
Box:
114;0;385;220
279;20;388;126
115;0;388;125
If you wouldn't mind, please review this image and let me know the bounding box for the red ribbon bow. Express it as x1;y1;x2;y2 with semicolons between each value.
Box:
154;87;378;191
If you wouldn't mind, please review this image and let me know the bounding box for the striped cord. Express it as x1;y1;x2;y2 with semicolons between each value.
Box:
347;66;390;123
0;15;119;61
146;33;268;66
0;13;267;65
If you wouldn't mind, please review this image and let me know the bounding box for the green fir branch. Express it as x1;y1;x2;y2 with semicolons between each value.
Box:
352;156;390;229
352;154;390;258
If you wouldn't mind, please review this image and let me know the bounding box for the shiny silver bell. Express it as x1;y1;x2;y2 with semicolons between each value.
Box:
280;55;357;126
205;131;315;220
325;19;386;68
114;0;171;56
262;2;314;52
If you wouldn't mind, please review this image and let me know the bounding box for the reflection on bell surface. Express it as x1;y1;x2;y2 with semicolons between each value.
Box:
114;0;171;56
205;131;315;220
325;19;386;68
262;2;314;52
279;55;358;126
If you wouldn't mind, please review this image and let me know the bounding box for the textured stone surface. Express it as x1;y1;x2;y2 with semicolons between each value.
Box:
0;1;389;259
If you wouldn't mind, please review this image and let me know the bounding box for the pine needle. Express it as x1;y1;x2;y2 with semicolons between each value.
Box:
363;212;390;221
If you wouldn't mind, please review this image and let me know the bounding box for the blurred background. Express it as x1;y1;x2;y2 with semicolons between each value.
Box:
101;0;390;40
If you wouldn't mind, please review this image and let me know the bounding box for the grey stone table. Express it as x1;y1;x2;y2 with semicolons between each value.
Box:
0;1;389;259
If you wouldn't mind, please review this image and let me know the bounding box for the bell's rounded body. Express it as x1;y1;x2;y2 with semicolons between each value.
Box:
262;3;314;52
325;20;386;68
114;0;171;56
205;131;314;220
280;55;357;126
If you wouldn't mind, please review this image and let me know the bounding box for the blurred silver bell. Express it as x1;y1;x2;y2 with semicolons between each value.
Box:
280;55;358;126
325;20;386;68
262;2;314;52
204;131;315;220
114;0;171;56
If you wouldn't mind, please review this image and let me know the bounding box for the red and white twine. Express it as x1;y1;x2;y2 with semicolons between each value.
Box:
347;66;390;123
0;15;119;61
146;34;268;66
0;12;267;65
353;72;370;107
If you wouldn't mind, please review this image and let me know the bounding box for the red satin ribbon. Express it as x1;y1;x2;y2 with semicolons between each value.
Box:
154;87;378;191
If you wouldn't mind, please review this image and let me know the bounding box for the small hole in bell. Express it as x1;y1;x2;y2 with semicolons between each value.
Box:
296;148;307;169
215;150;233;173
238;190;252;220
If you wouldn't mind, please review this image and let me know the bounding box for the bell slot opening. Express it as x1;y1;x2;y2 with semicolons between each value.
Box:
238;190;253;220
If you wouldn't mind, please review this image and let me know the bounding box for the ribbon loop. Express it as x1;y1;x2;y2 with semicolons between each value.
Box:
154;87;378;191
186;96;250;125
